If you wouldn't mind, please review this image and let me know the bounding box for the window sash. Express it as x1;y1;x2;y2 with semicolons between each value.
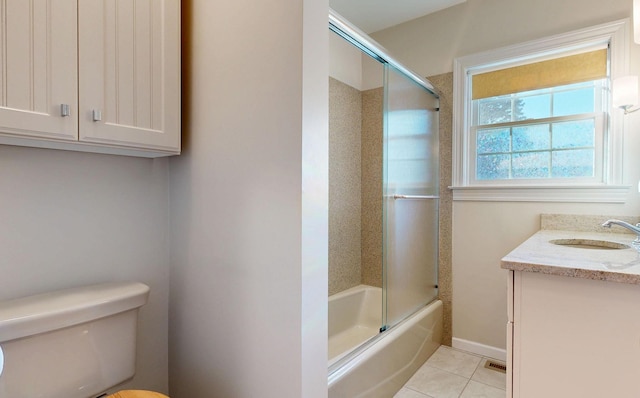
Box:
469;113;605;185
469;78;606;184
472;79;605;127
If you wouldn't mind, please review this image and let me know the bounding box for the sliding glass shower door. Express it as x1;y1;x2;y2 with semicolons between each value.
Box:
382;64;439;330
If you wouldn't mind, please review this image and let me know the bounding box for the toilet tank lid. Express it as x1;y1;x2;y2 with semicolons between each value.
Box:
0;282;150;343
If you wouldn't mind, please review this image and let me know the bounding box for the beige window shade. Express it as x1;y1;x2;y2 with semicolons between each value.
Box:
472;49;607;100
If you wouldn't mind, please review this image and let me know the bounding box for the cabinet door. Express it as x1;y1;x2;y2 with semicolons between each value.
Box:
0;0;78;141
78;0;180;153
515;272;640;398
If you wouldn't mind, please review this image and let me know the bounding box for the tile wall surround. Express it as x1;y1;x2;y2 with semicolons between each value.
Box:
541;213;640;233
428;72;453;347
328;73;454;347
328;77;384;296
360;86;384;288
329;77;363;296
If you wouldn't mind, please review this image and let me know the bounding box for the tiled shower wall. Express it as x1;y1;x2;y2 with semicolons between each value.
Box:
328;77;384;296
360;87;384;289
329;77;363;295
429;72;453;346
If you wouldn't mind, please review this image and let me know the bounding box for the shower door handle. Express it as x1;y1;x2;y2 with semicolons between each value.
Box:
392;195;439;200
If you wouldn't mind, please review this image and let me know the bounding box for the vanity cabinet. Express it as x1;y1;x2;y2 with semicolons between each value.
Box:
0;0;180;157
507;270;640;398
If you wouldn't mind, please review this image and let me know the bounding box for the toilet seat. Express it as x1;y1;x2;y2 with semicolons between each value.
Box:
107;390;169;398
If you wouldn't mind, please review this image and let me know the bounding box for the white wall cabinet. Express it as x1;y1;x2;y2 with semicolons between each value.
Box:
0;0;180;157
508;270;640;398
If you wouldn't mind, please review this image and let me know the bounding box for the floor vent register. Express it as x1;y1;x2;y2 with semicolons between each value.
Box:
484;359;507;374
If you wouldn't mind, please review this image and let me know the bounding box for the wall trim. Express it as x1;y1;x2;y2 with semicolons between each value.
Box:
450;184;631;203
452;337;507;362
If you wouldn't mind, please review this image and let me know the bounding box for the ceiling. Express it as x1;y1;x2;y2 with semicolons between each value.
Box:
329;0;467;33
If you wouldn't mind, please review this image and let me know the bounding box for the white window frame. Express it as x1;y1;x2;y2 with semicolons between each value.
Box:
452;19;631;203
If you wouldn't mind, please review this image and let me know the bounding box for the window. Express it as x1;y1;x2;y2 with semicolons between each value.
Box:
452;20;630;202
473;75;605;182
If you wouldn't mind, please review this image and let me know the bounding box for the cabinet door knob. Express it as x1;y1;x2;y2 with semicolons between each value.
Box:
60;104;70;117
92;109;102;122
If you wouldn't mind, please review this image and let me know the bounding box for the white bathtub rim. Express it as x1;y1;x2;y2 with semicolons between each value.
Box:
328;284;379;303
328;284;382;369
328;329;380;369
328;298;443;386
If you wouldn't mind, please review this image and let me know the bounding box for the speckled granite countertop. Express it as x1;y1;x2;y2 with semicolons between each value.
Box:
501;229;640;284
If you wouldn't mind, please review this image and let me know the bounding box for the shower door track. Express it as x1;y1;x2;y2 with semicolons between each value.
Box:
328;8;440;98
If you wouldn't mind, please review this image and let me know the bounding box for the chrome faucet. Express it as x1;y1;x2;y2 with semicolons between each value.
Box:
601;219;640;249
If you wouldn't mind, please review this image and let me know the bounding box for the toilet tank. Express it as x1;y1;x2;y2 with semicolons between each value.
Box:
0;282;150;398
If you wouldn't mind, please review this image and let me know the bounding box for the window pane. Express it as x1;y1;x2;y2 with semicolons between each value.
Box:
553;87;595;116
477;154;510;180
552;119;595;149
552;149;594;177
470;64;604;183
477;128;510;153
478;98;511;125
512;152;549;178
515;94;551;121
512;124;550;152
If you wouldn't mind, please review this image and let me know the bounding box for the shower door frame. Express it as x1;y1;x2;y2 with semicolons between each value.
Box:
328;7;440;375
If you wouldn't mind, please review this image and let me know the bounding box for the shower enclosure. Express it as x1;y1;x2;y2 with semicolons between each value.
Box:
328;9;441;396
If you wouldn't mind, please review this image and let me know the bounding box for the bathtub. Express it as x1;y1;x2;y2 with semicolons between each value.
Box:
328;285;443;397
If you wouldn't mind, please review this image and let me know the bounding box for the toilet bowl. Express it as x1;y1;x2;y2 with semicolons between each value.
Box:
0;282;168;398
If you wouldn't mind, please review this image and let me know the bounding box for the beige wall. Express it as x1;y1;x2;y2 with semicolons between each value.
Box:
372;0;640;352
371;0;631;78
169;0;328;396
329;32;363;90
0;146;170;394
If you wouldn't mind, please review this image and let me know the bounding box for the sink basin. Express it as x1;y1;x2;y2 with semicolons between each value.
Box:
549;239;630;250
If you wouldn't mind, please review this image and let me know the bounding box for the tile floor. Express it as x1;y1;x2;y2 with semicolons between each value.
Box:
394;346;506;398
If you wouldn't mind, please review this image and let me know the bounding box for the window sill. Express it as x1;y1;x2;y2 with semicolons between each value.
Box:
449;185;631;203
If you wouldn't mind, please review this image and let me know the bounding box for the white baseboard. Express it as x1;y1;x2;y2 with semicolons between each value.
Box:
452;337;507;362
